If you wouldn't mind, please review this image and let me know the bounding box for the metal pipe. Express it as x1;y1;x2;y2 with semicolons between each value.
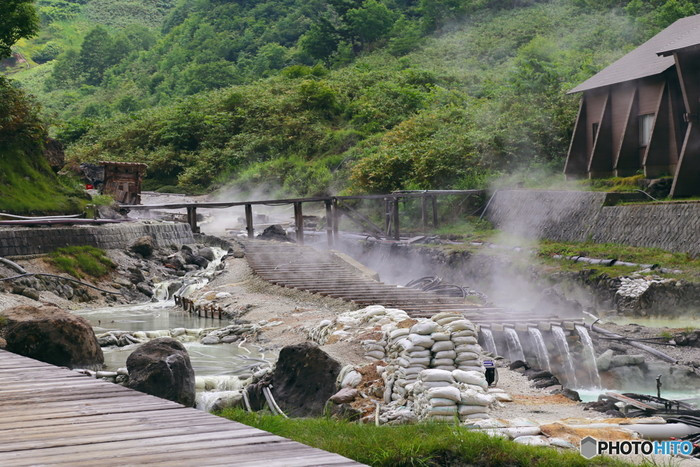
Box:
589;321;678;364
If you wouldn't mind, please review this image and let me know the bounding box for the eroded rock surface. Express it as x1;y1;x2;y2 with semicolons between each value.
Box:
0;305;103;369
126;337;196;407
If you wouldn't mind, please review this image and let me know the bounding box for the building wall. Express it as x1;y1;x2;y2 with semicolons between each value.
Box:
486;190;700;257
0;222;194;257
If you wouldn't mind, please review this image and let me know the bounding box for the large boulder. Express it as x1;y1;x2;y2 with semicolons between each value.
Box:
129;236;155;257
268;342;341;417
258;225;294;242
0;305;103;369
126;338;196;407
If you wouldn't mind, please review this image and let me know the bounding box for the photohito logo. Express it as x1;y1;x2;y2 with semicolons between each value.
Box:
580;436;694;459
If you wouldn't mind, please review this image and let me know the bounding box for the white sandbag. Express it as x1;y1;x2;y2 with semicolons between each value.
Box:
402;357;430;367
429;397;458;408
431;358;456;367
407;349;431;358
464;413;490;420
454;344;481;354
431;341;455;352
341;370;362;388
420;380;451;389
451;329;477;338
391;392;403;401
427;386;461;403
459;388;493;406
453;370;487;386
390;328;410;340
395;338;411;351
492;392;513;402
420;369;455;383
363;305;386;315
425;414;457;423
408;334;434;348
458;365;485;373
431;312;462;322
397;357;410;367
401;367;422;376
394;378;407;388
410;321;439;335
424;405;458;416
434;350;457;360
366;350;385;360
455;352;480;363
448;320;476;332
363;343;385;352
434;365;456;371
458;405;488;416
452;336;478;345
431;332;450;341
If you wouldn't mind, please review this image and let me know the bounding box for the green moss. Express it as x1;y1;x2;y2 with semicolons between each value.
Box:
217;408;629;467
48;246;115;279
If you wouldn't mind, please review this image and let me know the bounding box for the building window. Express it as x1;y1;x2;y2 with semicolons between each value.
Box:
639;114;655;147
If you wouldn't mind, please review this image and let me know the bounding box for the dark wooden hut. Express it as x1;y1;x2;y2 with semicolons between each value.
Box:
99;161;147;205
565;14;700;197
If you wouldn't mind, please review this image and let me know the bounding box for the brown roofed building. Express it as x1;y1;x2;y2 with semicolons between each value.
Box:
565;14;700;197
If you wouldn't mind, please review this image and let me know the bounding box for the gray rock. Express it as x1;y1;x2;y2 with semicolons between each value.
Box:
198;247;216;261
610;354;644;367
136;283;153;297
596;349;614;371
126;338;195;407
129;236;155;258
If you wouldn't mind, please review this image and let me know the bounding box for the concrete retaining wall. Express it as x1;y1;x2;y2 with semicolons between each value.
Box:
486;190;700;257
0;222;194;257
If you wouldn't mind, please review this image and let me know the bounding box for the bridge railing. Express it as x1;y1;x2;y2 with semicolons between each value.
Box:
122;190;484;245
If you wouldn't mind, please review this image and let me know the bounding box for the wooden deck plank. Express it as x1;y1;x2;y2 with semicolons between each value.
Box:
0;350;360;466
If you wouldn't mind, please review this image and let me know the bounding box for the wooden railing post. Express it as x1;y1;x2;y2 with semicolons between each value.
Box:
186;206;199;233
421;195;428;230
332;198;339;243
325;199;334;247
431;196;438;228
244;204;254;238
392;198;400;240
294;202;304;244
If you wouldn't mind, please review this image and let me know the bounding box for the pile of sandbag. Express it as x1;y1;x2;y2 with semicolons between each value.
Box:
375;312;495;422
307;305;411;346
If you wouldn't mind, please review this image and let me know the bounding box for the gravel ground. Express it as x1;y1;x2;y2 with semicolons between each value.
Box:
489;365;610;424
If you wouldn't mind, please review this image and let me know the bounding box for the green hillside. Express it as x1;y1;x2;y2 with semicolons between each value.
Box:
7;0;700;197
0;77;85;214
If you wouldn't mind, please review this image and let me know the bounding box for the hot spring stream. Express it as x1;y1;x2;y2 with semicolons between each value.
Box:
74;249;273;411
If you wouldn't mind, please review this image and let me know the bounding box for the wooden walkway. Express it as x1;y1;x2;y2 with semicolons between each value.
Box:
0;349;359;466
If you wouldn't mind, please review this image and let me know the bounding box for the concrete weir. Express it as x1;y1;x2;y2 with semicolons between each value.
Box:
0;222;194;257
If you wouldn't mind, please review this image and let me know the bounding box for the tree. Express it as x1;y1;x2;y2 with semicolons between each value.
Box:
345;0;397;47
0;0;39;59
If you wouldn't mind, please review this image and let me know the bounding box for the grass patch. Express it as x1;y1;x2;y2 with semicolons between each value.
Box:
0;146;88;214
217;409;628;466
48;246;115;279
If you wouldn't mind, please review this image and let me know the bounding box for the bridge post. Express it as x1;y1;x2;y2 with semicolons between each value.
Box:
325;199;334;247
244;204;254;238
392;198;400;240
431;196;438;228
294;202;304;244
332;198;339;243
186;206;199;233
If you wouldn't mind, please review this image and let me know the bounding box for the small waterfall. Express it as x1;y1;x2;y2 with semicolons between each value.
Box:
480;328;498;356
196;375;245;391
195;390;243;412
575;325;602;389
503;327;525;362
528;327;551;372
551;326;578;388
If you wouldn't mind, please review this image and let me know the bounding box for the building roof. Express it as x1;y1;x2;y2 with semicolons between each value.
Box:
569;14;700;94
99;161;148;169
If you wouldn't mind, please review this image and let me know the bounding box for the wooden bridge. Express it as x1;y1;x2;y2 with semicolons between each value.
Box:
123;190;483;243
0;349;358;466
